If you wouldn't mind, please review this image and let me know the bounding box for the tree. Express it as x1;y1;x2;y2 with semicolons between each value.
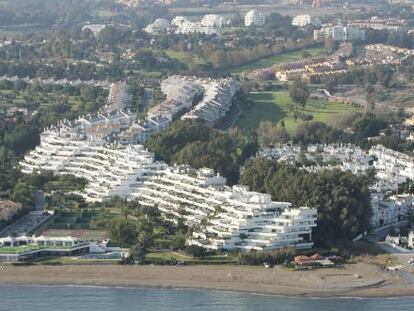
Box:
109;217;138;247
289;79;310;108
171;232;186;250
352;114;388;138
11;182;33;206
293;121;345;144
256;121;289;146
148;120;255;184
185;245;206;258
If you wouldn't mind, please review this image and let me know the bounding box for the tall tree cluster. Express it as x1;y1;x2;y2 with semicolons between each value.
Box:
241;158;373;244
147;120;257;184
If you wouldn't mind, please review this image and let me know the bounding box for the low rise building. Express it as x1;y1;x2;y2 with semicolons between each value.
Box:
0;235;90;262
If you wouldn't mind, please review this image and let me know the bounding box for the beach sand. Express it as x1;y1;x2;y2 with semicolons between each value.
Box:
0;263;413;298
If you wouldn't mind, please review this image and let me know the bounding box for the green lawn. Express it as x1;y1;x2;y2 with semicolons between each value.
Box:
230;46;325;74
164;50;206;65
0;245;42;254
235;91;359;134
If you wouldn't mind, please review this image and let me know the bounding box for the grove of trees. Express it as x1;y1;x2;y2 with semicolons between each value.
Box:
241;158;374;245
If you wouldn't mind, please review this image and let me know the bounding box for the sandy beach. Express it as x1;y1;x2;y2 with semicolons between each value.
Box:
0;263;413;298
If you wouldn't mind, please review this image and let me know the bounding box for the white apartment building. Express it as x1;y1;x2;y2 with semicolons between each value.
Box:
369;145;414;186
144;18;170;34
245;10;265;27
131;165;227;225
148;76;204;121
176;21;219;35
371;193;414;228
172;16;189;27
170;14;224;35
314;25;366;41
149;76;241;124
82;24;107;36
190;186;317;251
131;166;317;251
19;113;166;202
20;131;164;202
292;15;321;27
201;14;224;28
118;116;170;145
182;78;241;124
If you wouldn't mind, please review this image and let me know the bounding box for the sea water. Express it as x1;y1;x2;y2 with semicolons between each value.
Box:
0;285;414;311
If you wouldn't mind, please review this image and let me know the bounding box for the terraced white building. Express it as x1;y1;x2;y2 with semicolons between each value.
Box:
19;115;165;202
182;78;241;124
131;166;317;251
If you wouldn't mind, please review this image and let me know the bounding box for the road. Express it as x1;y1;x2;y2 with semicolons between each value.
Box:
34;190;45;211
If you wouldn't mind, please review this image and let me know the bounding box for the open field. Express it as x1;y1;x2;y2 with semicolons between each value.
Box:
230;46;325;74
234;91;359;134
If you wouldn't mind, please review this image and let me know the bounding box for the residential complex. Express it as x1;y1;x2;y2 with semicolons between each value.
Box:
18;104;317;252
20;134;317;251
145;14;226;36
131;165;317;251
149;75;241;124
258;144;414;230
274;56;348;82
190;189;317;251
20;131;164;202
182;78;241;124
244;10;265;27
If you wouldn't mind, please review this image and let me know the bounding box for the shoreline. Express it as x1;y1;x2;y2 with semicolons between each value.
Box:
1;264;414;299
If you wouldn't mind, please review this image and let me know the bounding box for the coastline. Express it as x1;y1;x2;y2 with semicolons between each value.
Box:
1;263;414;298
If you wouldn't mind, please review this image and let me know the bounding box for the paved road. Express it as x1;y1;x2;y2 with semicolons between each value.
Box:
34;190;45;211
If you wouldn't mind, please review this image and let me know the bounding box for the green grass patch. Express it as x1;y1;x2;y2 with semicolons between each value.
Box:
235;91;359;134
230;46;325;74
0;245;42;254
164;50;206;65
